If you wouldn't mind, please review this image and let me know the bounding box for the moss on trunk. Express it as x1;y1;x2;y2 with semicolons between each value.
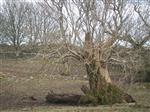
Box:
81;32;135;105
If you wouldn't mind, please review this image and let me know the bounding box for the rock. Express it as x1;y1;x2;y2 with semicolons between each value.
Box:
123;93;136;103
83;75;88;79
22;108;29;111
30;76;33;79
29;96;37;101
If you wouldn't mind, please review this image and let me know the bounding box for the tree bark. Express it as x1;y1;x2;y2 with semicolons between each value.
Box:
84;32;111;91
83;32;135;104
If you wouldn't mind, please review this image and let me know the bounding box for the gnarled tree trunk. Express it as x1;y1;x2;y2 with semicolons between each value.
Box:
84;32;111;90
82;32;135;104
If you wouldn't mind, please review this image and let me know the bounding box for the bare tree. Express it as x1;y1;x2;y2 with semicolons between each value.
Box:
43;0;135;104
0;0;28;56
25;3;59;50
125;1;150;82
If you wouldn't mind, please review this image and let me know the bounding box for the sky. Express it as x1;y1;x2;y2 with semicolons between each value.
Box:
0;0;149;3
0;0;149;46
0;0;42;4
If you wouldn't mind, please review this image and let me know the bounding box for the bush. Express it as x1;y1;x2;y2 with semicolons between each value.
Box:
145;70;150;82
135;70;150;82
79;94;98;105
80;83;135;105
80;84;124;105
95;84;123;104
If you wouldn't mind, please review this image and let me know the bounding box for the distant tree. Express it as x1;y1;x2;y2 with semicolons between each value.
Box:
0;0;28;56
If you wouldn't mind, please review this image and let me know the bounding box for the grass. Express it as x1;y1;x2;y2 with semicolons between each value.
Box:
1;105;150;112
0;59;150;112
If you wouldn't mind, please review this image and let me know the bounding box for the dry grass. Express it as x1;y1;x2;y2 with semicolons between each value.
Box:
0;59;150;112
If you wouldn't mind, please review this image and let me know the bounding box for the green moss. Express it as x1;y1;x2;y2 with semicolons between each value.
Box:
79;94;98;105
80;83;124;105
96;84;123;104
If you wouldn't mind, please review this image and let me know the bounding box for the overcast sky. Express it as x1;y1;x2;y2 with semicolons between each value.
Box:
0;0;42;3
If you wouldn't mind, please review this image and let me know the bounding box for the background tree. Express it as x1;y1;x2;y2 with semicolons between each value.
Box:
0;0;28;56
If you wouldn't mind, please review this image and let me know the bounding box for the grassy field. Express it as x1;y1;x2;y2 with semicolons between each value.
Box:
1;105;150;112
0;59;150;112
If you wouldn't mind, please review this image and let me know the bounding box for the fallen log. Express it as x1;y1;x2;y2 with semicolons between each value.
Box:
46;92;81;105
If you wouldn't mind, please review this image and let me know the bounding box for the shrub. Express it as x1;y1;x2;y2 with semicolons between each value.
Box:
79;94;98;105
80;84;124;105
